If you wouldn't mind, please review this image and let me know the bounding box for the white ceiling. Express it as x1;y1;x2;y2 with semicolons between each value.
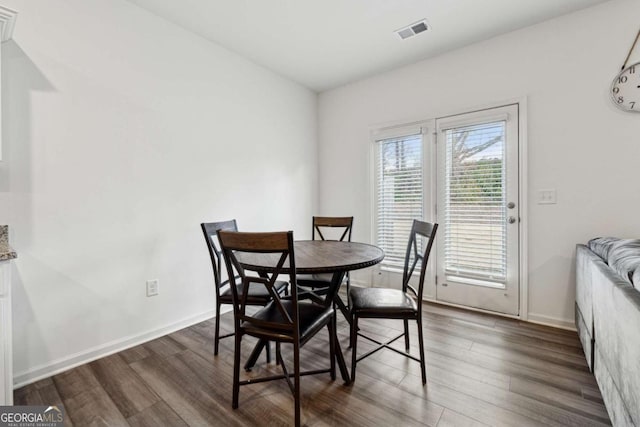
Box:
126;0;610;92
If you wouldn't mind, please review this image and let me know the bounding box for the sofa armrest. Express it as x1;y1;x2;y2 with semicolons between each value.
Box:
592;258;640;425
576;244;599;338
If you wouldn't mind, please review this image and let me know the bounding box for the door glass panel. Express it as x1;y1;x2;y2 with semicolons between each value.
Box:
443;121;506;287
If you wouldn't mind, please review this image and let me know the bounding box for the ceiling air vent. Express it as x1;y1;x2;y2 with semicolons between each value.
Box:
396;19;429;40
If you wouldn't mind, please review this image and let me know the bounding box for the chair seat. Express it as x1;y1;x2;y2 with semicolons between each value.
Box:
219;280;288;305
350;287;417;318
242;301;333;343
297;273;333;287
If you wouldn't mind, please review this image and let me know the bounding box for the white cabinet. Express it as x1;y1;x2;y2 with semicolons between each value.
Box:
0;261;12;405
0;5;18;402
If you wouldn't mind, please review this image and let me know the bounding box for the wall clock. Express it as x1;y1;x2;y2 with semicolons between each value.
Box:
611;62;640;112
612;29;640;112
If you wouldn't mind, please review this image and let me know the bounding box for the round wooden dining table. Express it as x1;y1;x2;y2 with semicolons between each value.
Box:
236;240;384;320
234;240;384;383
236;240;384;275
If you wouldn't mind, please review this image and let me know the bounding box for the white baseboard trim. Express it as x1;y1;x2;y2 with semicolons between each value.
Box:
422;297;521;320
349;280;368;288
526;313;576;331
13;309;217;389
353;281;576;332
424;299;576;331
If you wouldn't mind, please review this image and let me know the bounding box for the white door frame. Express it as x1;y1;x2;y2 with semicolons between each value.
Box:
427;99;528;320
518;99;529;321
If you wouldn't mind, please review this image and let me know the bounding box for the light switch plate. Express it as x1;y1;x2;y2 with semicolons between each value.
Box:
146;279;159;297
537;189;557;204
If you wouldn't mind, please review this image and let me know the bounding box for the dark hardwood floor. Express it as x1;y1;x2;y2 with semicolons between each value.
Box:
15;301;611;426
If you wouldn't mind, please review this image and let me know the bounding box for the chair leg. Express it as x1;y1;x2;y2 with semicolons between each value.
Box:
276;342;281;366
294;341;301;427
347;293;353;348
232;333;242;408
328;313;336;380
214;302;221;355
417;316;427;385
265;341;271;363
351;315;358;383
345;272;351;310
403;319;410;351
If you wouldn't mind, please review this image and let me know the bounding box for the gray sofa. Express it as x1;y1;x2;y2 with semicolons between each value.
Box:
576;239;640;427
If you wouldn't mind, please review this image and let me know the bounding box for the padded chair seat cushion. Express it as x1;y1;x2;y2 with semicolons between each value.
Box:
218;280;288;304
242;301;333;342
297;273;333;287
350;287;417;317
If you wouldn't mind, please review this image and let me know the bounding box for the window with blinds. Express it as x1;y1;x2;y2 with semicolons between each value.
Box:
443;121;506;285
375;133;423;268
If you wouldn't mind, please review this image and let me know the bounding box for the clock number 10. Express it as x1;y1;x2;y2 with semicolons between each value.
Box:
610;61;639;112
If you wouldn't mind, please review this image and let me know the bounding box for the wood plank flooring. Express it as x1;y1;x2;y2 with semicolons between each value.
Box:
14;302;611;426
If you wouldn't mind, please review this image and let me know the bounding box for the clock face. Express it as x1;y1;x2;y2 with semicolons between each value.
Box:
611;62;640;112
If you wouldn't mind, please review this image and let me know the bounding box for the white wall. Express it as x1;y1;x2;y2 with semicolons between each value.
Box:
318;0;640;328
0;0;317;383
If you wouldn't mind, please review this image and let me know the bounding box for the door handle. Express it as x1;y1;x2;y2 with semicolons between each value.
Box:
507;202;516;209
508;216;517;224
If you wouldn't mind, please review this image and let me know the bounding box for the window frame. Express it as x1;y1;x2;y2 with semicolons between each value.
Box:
371;122;430;273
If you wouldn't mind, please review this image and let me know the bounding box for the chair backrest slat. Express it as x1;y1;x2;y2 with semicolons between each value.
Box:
401;220;438;304
218;230;298;333
312;216;353;242
219;231;290;252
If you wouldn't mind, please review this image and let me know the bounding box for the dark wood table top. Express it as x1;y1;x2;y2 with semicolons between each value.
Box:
234;240;384;274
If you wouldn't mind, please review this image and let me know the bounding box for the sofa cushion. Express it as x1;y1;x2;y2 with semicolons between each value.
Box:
588;237;640;287
588;237;620;261
608;239;640;288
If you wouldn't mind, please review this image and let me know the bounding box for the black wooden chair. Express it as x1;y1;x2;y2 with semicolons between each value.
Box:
201;220;288;356
297;216;353;304
349;219;438;384
217;230;337;427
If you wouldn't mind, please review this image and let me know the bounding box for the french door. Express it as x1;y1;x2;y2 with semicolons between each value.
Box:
435;105;520;315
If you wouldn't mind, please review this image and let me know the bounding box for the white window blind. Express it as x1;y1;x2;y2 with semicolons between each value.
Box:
375;133;423;268
443;121;506;283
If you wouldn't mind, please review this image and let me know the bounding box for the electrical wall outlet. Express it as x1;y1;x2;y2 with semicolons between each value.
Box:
537;189;557;205
146;279;159;297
